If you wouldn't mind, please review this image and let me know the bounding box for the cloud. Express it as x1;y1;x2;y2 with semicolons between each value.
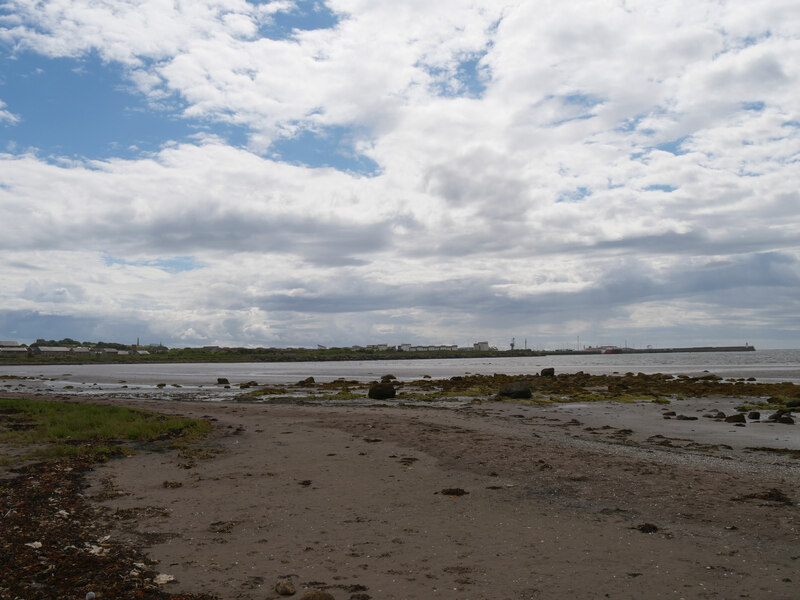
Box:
0;0;799;347
0;99;20;124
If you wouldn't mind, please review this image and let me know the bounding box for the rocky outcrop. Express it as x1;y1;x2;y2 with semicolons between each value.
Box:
498;381;532;399
368;383;396;399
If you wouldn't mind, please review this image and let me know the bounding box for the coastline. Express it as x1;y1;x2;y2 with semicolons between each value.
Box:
2;385;799;599
0;344;759;367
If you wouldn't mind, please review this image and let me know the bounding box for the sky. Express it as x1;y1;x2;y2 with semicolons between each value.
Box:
0;0;799;350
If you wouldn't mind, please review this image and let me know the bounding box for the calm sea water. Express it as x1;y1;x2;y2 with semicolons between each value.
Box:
3;350;800;396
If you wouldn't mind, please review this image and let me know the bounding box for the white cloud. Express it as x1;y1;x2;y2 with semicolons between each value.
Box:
0;100;20;124
1;1;799;346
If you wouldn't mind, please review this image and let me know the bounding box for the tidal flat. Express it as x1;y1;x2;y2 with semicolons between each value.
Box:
1;371;798;599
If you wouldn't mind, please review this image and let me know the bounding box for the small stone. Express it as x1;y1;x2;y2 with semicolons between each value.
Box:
748;411;761;420
439;488;469;496
275;577;297;595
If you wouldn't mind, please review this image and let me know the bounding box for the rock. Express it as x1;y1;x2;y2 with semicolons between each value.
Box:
498;381;532;399
380;374;397;382
785;399;800;408
300;591;336;600
440;488;469;496
663;411;676;416
275;578;297;596
768;410;788;421
676;414;698;421
216;377;229;385
636;523;659;533
748;411;761;420
368;383;396;399
540;367;555;377
725;413;746;423
296;377;315;386
778;416;795;425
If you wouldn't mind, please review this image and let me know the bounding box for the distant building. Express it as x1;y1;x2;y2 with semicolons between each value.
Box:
473;341;490;351
136;350;150;355
0;340;20;347
32;346;71;357
0;345;28;356
71;347;91;355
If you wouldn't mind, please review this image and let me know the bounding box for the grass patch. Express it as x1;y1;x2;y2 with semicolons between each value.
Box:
0;398;211;462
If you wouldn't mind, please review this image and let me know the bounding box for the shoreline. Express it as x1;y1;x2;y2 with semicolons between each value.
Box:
2;388;799;599
0;344;761;367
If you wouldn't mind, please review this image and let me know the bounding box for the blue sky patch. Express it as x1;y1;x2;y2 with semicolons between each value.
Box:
742;101;765;111
645;184;678;193
103;255;204;273
557;187;592;203
269;124;380;176
653;136;690;156
0;52;199;159
258;0;340;39
562;93;603;108
424;50;490;99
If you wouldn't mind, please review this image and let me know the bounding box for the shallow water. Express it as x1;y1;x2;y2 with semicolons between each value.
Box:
3;349;800;401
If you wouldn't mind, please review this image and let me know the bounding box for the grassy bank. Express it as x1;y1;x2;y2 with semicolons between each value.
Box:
0;398;211;463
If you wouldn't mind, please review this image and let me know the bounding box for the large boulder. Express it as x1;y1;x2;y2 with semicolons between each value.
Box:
368;383;396;399
498;381;532;399
540;367;555;377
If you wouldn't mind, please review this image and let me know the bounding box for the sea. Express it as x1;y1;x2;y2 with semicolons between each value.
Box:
2;349;800;402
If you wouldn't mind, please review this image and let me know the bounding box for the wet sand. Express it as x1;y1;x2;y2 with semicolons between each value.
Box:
70;394;800;600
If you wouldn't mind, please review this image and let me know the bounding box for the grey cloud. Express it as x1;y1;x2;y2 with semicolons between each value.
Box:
254;252;800;329
9;210;404;266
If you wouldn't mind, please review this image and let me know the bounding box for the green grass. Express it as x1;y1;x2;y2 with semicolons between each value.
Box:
0;398;211;462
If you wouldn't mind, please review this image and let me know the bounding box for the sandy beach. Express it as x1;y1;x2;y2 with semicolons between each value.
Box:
5;390;783;600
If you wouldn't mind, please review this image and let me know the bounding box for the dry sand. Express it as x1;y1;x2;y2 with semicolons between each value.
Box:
73;395;800;600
